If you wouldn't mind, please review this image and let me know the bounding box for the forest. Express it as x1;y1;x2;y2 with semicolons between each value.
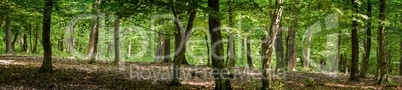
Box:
0;0;401;89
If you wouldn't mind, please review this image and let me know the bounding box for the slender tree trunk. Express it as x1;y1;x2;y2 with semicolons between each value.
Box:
163;36;171;63
205;34;211;66
377;0;387;84
275;24;284;70
114;18;120;65
155;33;164;61
262;0;283;89
33;24;39;53
227;3;236;67
68;22;75;54
246;36;253;67
39;0;53;72
337;30;342;72
128;40;131;58
5;16;12;54
88;0;101;63
208;0;232;89
12;32;18;51
304;26;312;69
350;0;360;81
360;0;372;78
287;22;297;71
22;33;28;52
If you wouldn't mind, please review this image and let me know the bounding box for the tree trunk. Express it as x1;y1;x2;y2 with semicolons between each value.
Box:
304;26;312;69
12;32;18;51
227;4;236;67
39;0;53;72
288;22;297;71
5;16;12;54
68;22;75;54
128;40;131;58
21;33;28;52
169;0;197;85
208;0;232;89
246;36;253;67
350;0;360;81
163;36;171;63
337;30;342;72
262;0;283;89
205;34;211;66
377;0;387;84
360;0;372;78
88;0;101;64
156;33;164;62
275;24;284;70
33;23;39;53
114;18;120;65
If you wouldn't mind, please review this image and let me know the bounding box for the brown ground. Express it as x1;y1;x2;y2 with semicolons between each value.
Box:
0;56;401;90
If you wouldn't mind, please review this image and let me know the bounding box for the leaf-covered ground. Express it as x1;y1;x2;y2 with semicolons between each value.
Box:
0;56;401;89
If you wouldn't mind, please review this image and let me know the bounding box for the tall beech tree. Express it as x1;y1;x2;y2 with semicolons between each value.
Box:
360;0;372;78
261;0;283;89
88;0;101;63
208;0;232;89
349;0;360;81
169;0;197;85
39;0;54;72
377;0;387;85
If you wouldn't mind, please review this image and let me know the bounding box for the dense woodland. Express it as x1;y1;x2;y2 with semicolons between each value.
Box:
0;0;402;89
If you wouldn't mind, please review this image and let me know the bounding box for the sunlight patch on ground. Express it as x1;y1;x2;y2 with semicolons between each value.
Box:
0;60;26;65
182;81;214;86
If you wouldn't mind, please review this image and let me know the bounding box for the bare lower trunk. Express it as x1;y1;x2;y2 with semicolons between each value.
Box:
205;34;211;66
275;24;284;70
304;26;312;69
33;24;39;53
114;18;120;65
68;22;75;54
155;33;164;61
163;36;171;63
246;36;253;67
5;16;12;54
288;22;297;71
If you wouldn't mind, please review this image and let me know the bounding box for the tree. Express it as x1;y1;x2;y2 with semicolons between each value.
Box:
377;0;387;85
163;36;172;63
88;0;101;63
226;0;236;67
360;0;372;78
275;24;284;70
169;0;197;85
349;0;360;81
5;15;12;54
208;0;232;89
246;36;253;67
287;21;297;71
114;18;120;65
39;0;54;72
261;0;283;89
304;26;312;69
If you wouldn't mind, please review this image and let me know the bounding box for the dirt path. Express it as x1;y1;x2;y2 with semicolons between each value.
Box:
0;56;401;89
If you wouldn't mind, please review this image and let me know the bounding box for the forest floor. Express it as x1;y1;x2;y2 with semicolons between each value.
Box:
0;55;401;90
